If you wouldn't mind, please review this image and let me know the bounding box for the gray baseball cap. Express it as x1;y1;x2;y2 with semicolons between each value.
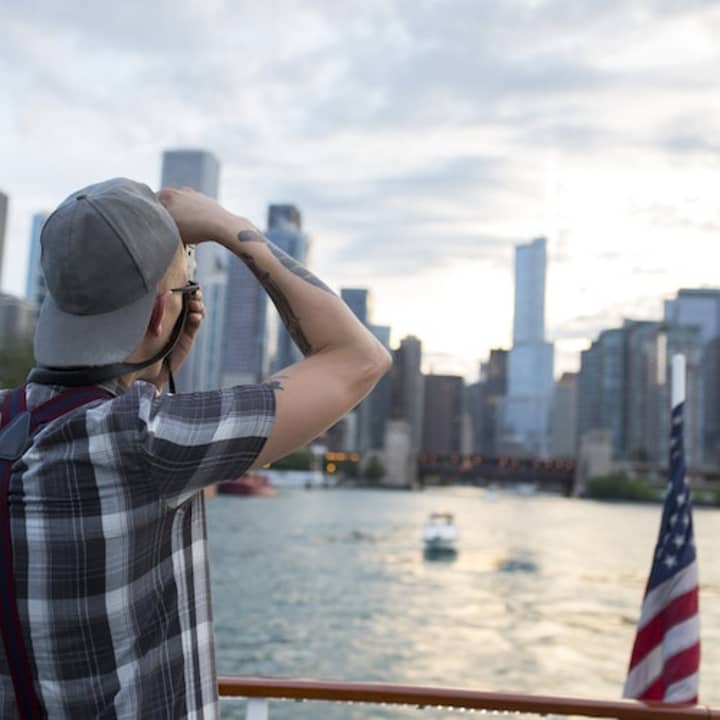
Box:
34;178;181;367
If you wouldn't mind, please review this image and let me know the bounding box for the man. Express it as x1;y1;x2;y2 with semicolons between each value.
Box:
0;178;391;718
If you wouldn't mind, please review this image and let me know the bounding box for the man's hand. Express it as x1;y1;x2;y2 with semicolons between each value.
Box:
153;288;206;390
158;187;237;245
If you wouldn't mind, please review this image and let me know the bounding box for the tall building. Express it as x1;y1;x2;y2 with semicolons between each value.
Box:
577;327;626;458
578;320;704;467
341;288;370;326
422;374;465;455
0;192;8;287
664;289;720;343
26;212;49;309
0;292;35;343
160;150;225;391
391;335;424;451
270;205;309;371
502;237;554;456
467;349;508;456
549;372;578;458
625;321;703;467
665;289;720;467
221;257;273;386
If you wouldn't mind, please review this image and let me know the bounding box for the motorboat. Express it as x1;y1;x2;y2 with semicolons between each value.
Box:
422;512;458;554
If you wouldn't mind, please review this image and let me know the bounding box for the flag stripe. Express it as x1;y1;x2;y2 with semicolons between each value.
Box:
636;644;700;703
629;588;698;668
624;617;699;697
662;643;700;689
666;672;700;704
638;554;697;630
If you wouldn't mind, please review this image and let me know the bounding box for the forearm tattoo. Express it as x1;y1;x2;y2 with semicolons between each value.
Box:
240;251;313;355
237;230;334;294
236;229;335;357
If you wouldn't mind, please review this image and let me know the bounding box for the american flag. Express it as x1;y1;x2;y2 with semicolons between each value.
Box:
623;400;700;703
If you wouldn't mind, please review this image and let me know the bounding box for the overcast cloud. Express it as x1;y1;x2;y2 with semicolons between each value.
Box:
2;0;719;378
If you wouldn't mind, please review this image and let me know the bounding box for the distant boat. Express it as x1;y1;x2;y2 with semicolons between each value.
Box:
217;473;277;496
422;512;458;555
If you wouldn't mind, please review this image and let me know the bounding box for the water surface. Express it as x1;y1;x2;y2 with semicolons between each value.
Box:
208;487;720;718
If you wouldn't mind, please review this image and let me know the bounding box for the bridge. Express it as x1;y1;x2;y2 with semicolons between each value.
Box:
417;453;577;495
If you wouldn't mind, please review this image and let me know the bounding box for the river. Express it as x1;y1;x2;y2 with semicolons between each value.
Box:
207;487;720;718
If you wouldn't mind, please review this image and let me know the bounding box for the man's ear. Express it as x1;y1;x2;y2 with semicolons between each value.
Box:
148;292;170;337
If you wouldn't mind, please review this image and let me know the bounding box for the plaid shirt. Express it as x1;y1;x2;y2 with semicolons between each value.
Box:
0;379;275;719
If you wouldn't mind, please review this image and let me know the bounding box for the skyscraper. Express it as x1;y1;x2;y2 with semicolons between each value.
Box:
624;321;703;467
422;374;465;454
0;191;8;287
665;289;720;466
468;348;508;455
664;289;720;344
391;335;424;451
501;237;554;456
577;327;626;458
340;288;370;326
549;372;579;458
160;150;225;391
269;205;309;371
26;212;49;309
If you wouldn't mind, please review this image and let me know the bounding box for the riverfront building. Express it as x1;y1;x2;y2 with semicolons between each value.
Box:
665;289;720;467
160;149;225;391
391;335;425;452
422;374;465;455
25;212;49;310
501;237;554;457
467;349;508;456
578;320;703;467
549;372;578;458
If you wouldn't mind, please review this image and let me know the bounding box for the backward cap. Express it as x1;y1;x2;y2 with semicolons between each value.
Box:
34;178;181;367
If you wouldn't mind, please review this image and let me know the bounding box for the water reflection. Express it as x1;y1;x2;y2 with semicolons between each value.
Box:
208;488;720;720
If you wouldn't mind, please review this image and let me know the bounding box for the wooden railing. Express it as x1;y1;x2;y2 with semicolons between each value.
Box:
218;676;720;719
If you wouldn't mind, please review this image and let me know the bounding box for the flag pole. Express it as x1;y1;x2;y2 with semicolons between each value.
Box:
672;354;686;410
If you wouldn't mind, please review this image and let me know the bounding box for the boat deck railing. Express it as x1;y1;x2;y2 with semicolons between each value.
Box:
218;676;720;719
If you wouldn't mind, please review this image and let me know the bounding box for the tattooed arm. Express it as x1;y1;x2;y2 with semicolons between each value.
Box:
158;187;392;466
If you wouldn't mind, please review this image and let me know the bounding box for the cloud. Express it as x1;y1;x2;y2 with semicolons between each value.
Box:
2;0;720;378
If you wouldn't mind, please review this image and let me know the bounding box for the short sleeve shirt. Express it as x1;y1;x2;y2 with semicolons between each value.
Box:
0;380;275;719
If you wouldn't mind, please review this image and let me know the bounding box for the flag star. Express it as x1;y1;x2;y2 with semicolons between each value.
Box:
673;535;685;548
682;514;690;527
676;492;686;507
669;513;678;526
664;555;677;569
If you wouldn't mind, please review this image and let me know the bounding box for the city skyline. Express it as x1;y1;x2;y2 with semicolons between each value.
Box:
2;2;719;380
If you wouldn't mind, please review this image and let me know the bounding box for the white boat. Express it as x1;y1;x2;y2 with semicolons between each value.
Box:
422;512;458;554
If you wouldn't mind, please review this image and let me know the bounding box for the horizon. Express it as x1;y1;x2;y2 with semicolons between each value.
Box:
2;1;719;381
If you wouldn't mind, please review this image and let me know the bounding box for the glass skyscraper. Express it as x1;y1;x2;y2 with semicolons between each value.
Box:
160;149;225;391
25;212;49;309
502;237;555;457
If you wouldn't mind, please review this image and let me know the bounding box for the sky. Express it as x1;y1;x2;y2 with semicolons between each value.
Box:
2;0;719;381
